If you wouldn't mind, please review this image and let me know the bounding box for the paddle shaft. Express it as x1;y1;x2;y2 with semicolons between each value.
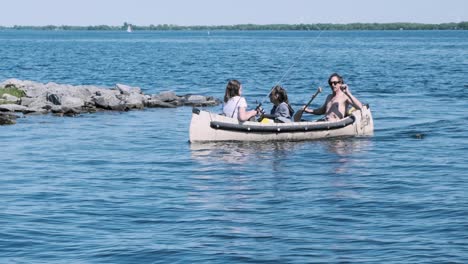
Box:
293;87;322;122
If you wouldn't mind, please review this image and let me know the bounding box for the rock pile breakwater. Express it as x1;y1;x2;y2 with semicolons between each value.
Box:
0;79;221;125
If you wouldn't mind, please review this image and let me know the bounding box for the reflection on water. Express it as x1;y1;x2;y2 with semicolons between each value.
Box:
189;138;374;199
321;137;374;174
322;137;372;156
187;138;375;224
320;138;374;201
188;141;302;218
190;141;299;166
190;137;373;176
191;136;371;156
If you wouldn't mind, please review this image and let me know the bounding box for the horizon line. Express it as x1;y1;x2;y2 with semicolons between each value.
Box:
1;21;467;27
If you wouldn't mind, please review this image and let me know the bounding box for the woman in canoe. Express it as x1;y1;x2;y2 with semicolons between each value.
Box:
222;79;259;121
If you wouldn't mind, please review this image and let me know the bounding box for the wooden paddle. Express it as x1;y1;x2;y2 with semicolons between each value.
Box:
293;87;322;122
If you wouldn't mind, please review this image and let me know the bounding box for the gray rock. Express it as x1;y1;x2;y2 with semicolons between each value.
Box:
50;105;64;113
61;96;85;108
20;81;48;98
145;99;177;108
0;112;16;125
82;101;98;113
186;95;207;104
93;94;127;111
116;83;141;95
2;94;19;103
25;98;52;112
51;106;81;116
182;95;221;107
0;78;28;89
124;93;145;109
24;107;49;115
0;104;28;112
63;107;82;116
20;97;36;107
1;78;222;125
158;91;179;102
47;93;61;105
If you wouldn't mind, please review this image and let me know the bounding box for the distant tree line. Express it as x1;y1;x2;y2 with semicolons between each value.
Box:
1;22;468;31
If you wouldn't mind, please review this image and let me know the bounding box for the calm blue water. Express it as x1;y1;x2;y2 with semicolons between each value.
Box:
1;30;468;263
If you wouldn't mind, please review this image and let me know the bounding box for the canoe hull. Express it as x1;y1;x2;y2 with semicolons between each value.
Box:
189;106;374;142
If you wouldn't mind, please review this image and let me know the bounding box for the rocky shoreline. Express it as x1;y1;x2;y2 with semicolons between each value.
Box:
0;79;221;125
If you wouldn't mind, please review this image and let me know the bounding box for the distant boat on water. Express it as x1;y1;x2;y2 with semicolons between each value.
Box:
127;25;132;33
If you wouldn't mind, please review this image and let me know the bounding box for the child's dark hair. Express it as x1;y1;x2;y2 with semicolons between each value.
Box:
271;85;294;116
270;85;289;104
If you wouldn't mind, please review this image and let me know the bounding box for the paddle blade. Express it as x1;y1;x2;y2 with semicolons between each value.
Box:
293;109;304;122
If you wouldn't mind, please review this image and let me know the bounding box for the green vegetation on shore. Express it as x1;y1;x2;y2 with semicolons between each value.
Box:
1;22;468;31
0;85;25;105
0;85;26;98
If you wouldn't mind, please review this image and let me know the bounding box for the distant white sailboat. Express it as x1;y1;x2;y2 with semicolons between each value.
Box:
127;25;132;33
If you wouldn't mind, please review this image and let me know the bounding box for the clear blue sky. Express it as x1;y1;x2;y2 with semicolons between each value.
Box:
1;0;467;26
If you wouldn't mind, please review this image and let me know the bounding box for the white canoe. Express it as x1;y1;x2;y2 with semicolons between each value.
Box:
189;105;374;142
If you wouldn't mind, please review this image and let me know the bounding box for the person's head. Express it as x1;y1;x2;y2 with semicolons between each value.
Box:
224;79;242;102
269;85;289;105
328;73;343;91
